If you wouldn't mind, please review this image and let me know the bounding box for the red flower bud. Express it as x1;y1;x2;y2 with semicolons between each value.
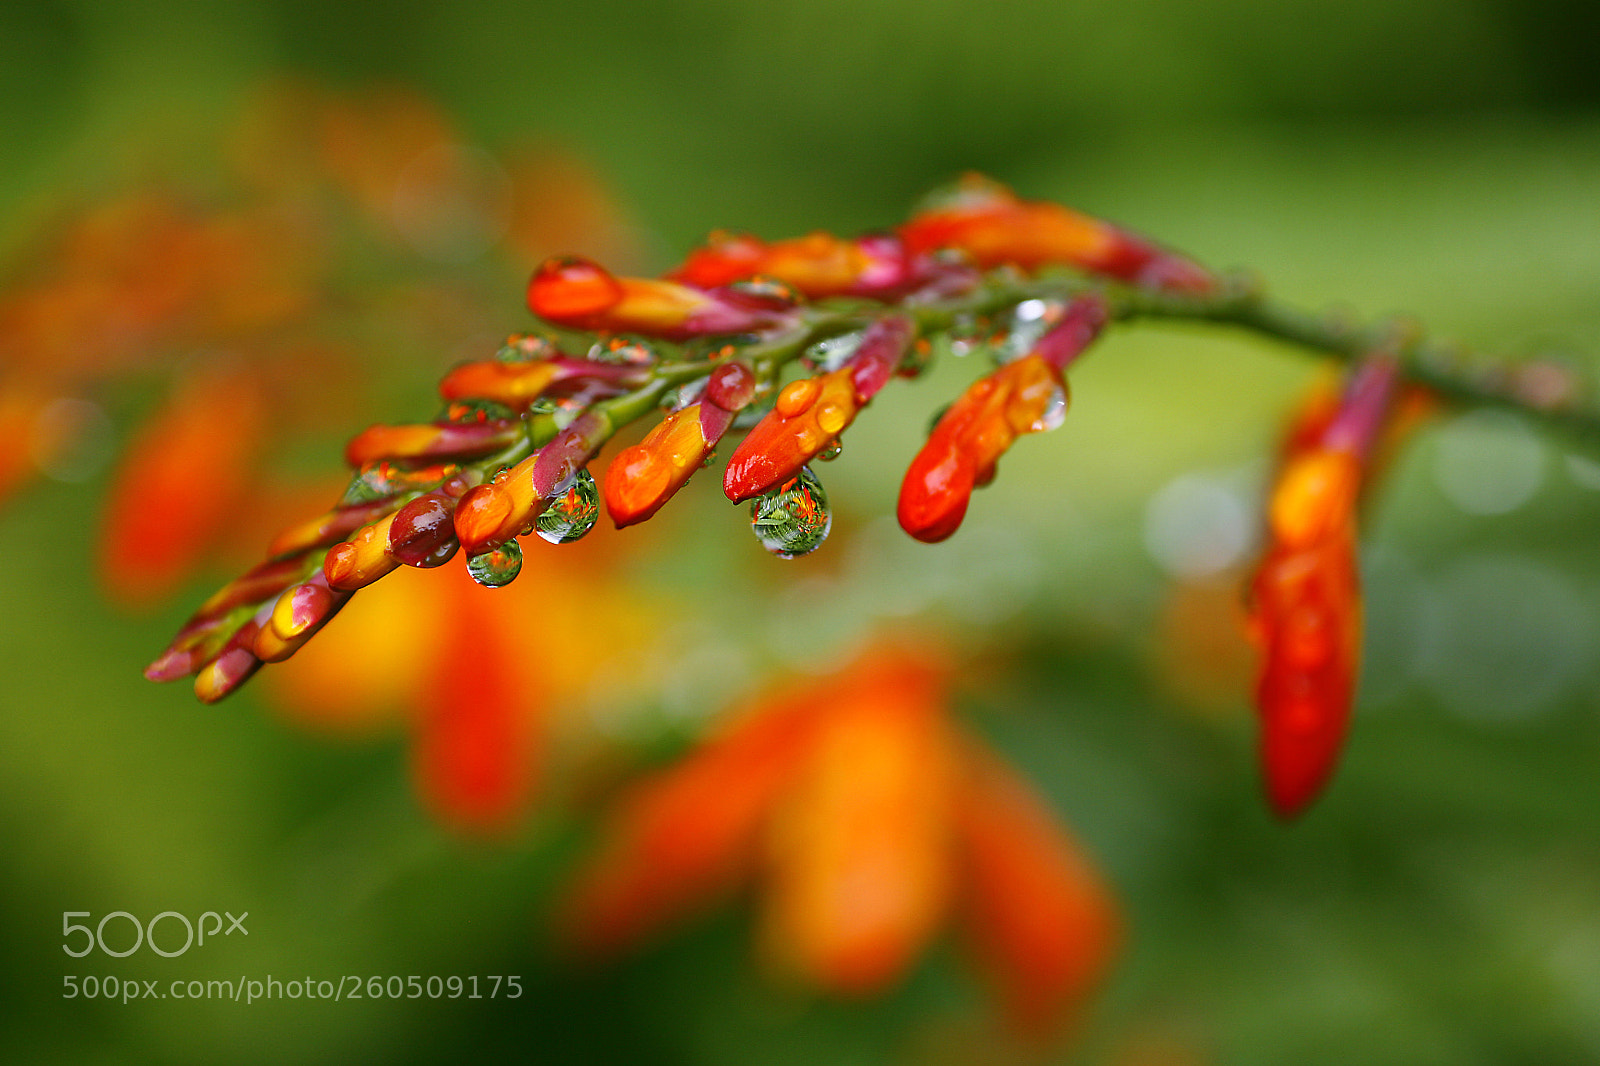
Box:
1247;357;1400;818
723;367;859;503
898;353;1068;542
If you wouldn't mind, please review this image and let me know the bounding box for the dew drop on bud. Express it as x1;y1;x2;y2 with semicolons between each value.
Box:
749;465;832;558
1033;380;1070;433
818;439;843;461
497;333;558;363
535;468;599;544
596;337;658;366
466;539;523;587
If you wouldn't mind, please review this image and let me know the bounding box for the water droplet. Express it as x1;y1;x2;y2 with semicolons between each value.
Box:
818;439;843;461
749;466;832;558
724;275;799;307
594;336;659;366
802;330;865;373
536;468;599;544
440;399;515;424
1031;381;1070;433
995;298;1063;361
466;539;523;587
497;332;558;363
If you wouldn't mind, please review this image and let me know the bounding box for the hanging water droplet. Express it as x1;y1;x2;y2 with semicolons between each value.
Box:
535;468;599;544
818;439;843;461
749;466;832;558
467;539;523;587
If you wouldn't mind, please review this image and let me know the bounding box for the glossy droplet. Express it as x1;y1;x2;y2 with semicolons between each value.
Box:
818;439;843;461
1031;381;1070;433
723;275;800;306
441;399;516;424
776;377;822;417
497;333;558;363
749;466;832;559
536;468;599;544
595;337;659;366
467;539;523;587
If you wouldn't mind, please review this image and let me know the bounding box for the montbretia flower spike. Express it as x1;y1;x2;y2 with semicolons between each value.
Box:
1247;356;1405;819
142;174;1574;843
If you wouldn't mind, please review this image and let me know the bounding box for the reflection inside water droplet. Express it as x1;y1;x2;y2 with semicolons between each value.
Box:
749;466;832;558
466;539;523;587
536;468;599;544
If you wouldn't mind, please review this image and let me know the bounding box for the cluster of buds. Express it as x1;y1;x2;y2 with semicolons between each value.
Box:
148;174;1213;704
143;173;1546;826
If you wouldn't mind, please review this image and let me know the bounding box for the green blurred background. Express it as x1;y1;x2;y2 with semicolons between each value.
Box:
3;1;1600;1063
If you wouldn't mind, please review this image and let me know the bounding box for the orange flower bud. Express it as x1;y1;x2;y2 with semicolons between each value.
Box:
673;230;872;297
254;574;347;663
723;367;860;502
602;404;713;528
265;497;396;559
342;419;518;468
898;353;1067;542
323;512;401;591
437;359;561;409
900;174;1213;293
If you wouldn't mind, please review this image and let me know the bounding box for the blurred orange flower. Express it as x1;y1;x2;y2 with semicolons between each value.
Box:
0;77;641;614
558;641;1120;1034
